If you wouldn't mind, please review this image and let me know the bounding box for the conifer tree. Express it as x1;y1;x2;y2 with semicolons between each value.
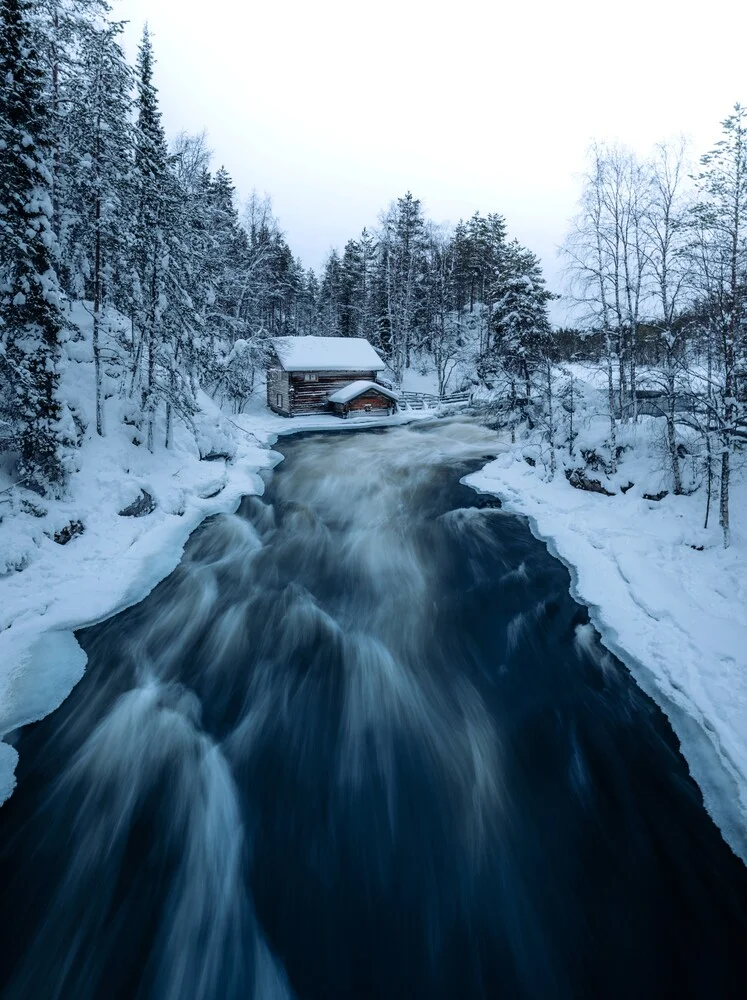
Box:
0;0;71;493
693;104;747;547
128;32;209;447
64;20;133;434
380;192;427;377
339;239;363;338
358;227;378;346
205;165;249;344
319;249;343;335
490;242;554;401
297;269;320;335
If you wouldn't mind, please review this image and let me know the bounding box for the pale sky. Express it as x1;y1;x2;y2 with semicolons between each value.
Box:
118;0;746;323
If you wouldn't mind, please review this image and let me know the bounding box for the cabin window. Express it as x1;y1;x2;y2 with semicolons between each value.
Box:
364;404;372;413
302;373;318;382
276;393;283;407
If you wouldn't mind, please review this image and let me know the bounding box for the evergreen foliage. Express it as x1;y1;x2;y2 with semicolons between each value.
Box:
0;0;70;493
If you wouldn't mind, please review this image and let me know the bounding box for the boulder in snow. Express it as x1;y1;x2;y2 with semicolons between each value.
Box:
53;520;84;545
565;468;615;497
118;490;156;518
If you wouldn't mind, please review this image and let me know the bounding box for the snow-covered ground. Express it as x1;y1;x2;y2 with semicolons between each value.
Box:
466;422;747;862
0;385;277;804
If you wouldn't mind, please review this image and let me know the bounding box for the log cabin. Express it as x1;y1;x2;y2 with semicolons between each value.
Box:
266;336;397;417
328;380;399;418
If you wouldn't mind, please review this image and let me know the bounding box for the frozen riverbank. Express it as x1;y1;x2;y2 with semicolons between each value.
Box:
465;450;747;861
0;408;275;804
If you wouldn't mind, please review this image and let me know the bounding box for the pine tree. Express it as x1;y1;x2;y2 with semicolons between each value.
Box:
358;227;378;346
488;242;554;424
491;245;552;387
380;192;427;378
319;249;343;335
204;165;249;344
240;191;296;337
339;239;363;337
129;25;173;449
0;0;71;493
693;105;747;547
63;20;133;435
32;0;111;243
426;225;468;395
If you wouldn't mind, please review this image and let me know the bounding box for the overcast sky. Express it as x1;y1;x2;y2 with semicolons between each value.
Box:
118;0;745;323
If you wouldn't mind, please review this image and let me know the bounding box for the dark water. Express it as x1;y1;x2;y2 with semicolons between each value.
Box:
1;417;746;1000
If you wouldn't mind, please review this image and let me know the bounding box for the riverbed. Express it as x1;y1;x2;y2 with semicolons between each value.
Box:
1;417;745;999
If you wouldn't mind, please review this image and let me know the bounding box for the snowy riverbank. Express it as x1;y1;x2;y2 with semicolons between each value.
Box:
466;445;747;862
3;393;746;869
0;391;430;804
0;405;274;804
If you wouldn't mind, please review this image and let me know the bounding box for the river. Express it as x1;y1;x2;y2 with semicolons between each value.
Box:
1;416;746;999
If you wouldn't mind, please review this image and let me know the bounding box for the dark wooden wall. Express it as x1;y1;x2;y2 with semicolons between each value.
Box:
287;370;378;415
346;391;394;413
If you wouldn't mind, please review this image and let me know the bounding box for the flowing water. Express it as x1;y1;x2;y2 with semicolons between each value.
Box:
1;416;746;999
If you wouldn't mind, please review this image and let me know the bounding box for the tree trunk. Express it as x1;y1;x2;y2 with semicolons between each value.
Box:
568;375;575;457
147;335;155;452
719;446;730;548
617;337;627;419
629;333;638;422
50;6;60;231
546;362;556;478
146;241;159;452
665;366;681;494
604;330;618;473
665;412;681;495
93;202;103;436
703;434;713;530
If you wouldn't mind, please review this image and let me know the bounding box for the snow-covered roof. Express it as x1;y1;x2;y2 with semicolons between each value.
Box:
271;336;385;372
328;380;399;404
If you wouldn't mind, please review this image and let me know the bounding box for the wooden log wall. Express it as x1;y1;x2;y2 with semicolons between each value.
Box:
288;370;378;415
347;392;393;412
267;368;291;415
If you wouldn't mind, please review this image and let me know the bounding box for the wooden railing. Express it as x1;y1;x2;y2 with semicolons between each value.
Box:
397;389;471;410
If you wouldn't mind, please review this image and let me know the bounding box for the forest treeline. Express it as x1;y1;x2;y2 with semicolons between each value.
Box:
0;0;552;489
0;0;745;545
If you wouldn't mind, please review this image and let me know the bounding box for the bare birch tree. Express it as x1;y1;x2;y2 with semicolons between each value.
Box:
561;146;619;471
644;139;693;494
